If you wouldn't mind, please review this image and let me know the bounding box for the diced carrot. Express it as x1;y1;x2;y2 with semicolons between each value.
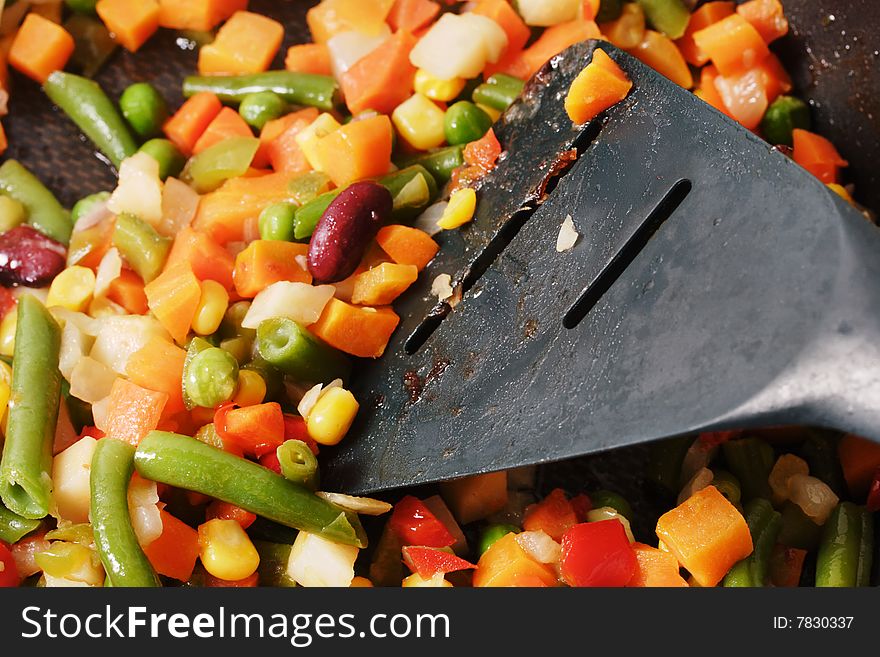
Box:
144;263;202;344
192;107;253;155
30;1;63;23
106;269;149;315
143;509;200;581
519;19;602;79
306;0;395;44
284;43;332;75
792;128;848;184
192;171;295;244
655;485;753;587
255;107;318;169
439;472;507;525
627;30;693;89
157;0;247;32
522;488;579;541
164;227;235;292
388;0;440;33
341;31;418;116
126;336;186;416
758;53;792;103
473;532;559;587
219;402;285;456
694;65;735;119
264;110;317;175
627;543;689;587
564;47;633;124
232;240;311;298
692;13;770;77
350;262;418;306
96;0;160;53
675;1;735;66
0;123;7;156
314;115;394;187
206;500;256;529
103;378;169;446
736;0;788;44
198;11;284;75
581;0;601;20
375;224;439;271
309;298;400;358
8;13;75;83
472;0;530;55
163;92;223;156
838;434;880;496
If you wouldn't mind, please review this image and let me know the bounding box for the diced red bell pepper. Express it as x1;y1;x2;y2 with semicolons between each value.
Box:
389;495;456;548
570;493;593;522
559;520;637;587
0;541;20;587
698;430;741;447
79;426;106;441
259;451;282;474
463;128;501;171
206;500;256;529
522;488;579;541
283;414;319;455
402;545;476;579
866;467;880;512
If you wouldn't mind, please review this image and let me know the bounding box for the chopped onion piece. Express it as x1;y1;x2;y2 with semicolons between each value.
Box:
768;454;809;506
158;177;199;238
108;152;164;226
677;467;714;505
410;13;508;80
679;438;718;488
316;492;393;516
93;247;122;298
516;0;580;26
413;201;447;236
69;356;118;404
515;530;562;564
788;474;838;525
128;476;162;546
586;506;635;543
327;27;390;79
431;273;453;301
242;281;335;329
297;383;324;419
556;214;579;251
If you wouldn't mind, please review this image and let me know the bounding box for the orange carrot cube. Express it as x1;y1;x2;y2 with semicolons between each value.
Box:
198;11;284;75
8;13;75;83
96;0;160;52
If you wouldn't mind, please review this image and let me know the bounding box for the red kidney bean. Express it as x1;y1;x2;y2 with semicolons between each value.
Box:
308;181;392;284
0;225;67;288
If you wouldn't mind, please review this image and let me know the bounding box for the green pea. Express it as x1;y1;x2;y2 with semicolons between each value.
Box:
65;0;98;14
138;138;186;180
70;191;110;225
589;490;634;521
258;202;297;242
444;101;492;146
239;91;286;130
119;82;169;140
184;347;240;408
478;523;519;556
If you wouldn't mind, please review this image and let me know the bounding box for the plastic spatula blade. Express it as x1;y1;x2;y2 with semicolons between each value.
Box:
322;41;880;494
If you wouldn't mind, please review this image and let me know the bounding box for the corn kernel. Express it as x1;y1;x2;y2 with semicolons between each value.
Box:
0;195;26;232
827;183;854;204
192;279;229;336
414;69;466;102
296;113;342;171
350;576;374;587
198;518;261;582
46;266;96;312
477;103;501;122
392;94;447;151
306;386;359;446
438;187;477;230
402;572;453;587
232;369;266;407
0;309;16;358
0;360;12;424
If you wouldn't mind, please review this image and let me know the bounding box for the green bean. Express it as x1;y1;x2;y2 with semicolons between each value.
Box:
277;439;319;490
289;171;332;205
253;540;296;586
596;0;625;23
855;508;874;587
801;432;846;498
478;523;519;556
647;435;692;493
711;469;742;505
635;0;690;39
0;160;72;245
120;82;169;139
183;71;340;111
64;14;118;79
294;190;341;240
134;432;367;547
760;96;810;147
65;0;98;14
0;297;61;519
185;136;260;193
721;437;774;502
138;139;186;181
377;164;439;212
816;502;872;587
472;74;525;112
399;145;464;184
258;202;297;242
723;498;781;587
239;91;286;130
70;191;110;225
444;101;492;146
90;438;161;587
112;212;171;283
589;490;634;521
255;317;351;384
43;71;138;169
0;503;41;543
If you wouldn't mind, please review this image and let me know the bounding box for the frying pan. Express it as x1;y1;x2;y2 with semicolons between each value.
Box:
3;0;879;534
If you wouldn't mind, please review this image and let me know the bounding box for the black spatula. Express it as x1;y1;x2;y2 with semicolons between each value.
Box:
322;40;880;494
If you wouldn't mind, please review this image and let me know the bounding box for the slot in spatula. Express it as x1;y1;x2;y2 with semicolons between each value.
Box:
323;40;880;494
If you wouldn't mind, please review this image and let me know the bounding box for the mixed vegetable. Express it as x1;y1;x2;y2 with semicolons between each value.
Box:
0;0;872;588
